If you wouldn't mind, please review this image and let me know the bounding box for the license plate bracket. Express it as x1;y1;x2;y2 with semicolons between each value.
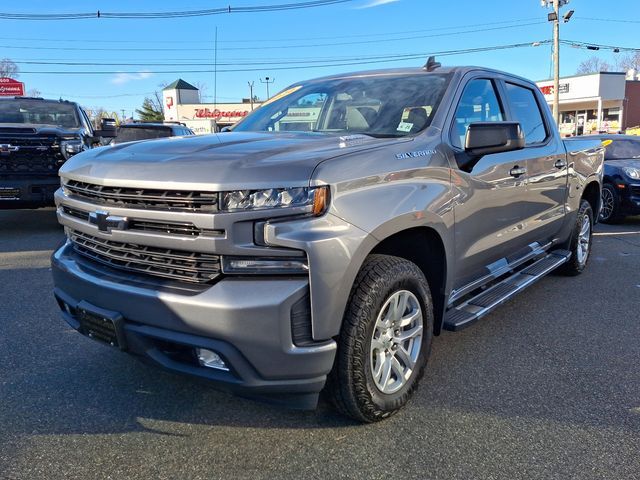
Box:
76;301;127;350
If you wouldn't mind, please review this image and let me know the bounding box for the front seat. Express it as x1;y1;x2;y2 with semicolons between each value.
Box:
406;108;429;133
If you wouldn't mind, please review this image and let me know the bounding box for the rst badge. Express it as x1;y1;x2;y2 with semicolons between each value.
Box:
88;211;129;233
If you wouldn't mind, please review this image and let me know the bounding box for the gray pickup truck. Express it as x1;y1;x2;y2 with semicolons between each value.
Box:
51;60;603;422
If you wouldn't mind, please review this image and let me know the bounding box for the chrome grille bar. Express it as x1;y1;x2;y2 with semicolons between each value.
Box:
69;230;221;284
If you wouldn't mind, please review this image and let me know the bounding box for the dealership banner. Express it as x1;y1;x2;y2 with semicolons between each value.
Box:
0;77;25;96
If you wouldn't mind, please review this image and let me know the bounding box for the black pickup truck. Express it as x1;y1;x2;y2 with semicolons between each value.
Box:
0;97;116;209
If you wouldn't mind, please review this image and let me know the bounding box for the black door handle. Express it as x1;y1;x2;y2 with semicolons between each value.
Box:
509;166;527;177
554;158;567;169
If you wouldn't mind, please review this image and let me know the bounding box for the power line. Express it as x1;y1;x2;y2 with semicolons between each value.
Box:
15;41;551;75
0;18;542;44
0;22;546;52
560;39;640;52
574;16;640;24
0;1;354;20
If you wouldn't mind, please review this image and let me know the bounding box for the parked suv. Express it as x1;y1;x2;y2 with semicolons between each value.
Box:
0;97;116;208
112;123;195;144
52;61;603;422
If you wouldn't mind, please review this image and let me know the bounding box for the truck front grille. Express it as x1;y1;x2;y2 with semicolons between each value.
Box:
0;135;62;174
61;205;220;237
64;180;219;212
69;230;222;284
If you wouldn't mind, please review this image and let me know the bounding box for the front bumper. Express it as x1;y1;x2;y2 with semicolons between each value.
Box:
618;183;640;216
0;176;59;208
51;243;337;408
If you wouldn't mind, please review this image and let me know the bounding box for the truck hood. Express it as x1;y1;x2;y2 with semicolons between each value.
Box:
60;131;399;190
0;123;83;136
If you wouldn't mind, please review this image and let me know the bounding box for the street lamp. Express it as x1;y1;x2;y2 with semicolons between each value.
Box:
260;76;275;100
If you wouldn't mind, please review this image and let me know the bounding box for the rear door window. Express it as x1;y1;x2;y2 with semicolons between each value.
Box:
505;83;547;145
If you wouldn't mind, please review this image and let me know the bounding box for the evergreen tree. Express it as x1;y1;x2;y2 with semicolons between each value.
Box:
136;97;164;122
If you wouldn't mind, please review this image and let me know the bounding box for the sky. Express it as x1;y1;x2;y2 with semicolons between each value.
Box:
0;0;638;119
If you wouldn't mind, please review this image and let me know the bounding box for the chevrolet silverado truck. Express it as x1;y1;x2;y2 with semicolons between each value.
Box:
0;97;116;208
51;60;604;422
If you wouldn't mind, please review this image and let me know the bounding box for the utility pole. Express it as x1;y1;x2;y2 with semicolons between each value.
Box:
260;76;275;100
248;81;255;110
542;0;572;127
552;0;560;126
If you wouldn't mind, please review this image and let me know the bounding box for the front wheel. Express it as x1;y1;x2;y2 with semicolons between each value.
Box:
559;199;593;276
599;184;622;224
326;254;433;422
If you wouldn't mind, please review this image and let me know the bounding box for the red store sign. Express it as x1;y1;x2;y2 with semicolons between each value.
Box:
0;77;25;96
195;108;249;119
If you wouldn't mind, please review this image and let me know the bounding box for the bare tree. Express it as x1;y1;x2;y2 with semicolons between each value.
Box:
27;88;41;97
576;56;611;75
616;52;640;73
0;58;19;78
194;81;208;101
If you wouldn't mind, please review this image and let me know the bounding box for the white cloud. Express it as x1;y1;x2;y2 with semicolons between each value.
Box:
358;0;400;8
111;71;153;85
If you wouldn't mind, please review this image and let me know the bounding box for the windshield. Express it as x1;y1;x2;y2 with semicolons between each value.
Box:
0;99;80;128
114;126;173;144
234;73;451;137
603;138;640;160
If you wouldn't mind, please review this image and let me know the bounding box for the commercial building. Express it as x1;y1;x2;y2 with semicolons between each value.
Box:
162;79;260;134
535;71;640;137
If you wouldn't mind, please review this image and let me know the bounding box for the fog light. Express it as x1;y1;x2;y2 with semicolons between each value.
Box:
196;348;229;371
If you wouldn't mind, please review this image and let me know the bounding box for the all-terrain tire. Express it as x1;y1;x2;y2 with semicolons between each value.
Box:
558;199;593;276
326;254;433;423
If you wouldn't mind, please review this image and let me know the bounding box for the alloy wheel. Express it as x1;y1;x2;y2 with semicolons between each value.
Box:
576;214;591;266
369;290;423;395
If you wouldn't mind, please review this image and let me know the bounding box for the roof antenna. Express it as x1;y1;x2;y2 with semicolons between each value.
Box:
423;56;441;72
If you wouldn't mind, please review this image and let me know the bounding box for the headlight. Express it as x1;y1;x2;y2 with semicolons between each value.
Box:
622;167;640;180
60;137;84;160
220;186;329;215
221;256;309;274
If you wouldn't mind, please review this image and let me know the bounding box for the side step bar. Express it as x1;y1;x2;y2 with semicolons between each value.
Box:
443;249;571;332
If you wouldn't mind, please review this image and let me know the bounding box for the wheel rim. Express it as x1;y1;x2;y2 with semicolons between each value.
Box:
600;188;614;220
576;214;591;266
369;290;423;395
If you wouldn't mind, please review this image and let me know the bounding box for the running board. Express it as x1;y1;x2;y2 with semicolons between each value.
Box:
443;249;571;332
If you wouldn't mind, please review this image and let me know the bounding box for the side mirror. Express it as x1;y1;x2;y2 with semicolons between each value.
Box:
94;118;117;138
220;126;232;133
465;122;525;157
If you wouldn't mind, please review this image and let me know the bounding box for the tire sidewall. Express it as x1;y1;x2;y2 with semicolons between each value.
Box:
360;270;433;414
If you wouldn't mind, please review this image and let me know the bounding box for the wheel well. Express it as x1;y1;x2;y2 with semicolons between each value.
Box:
370;227;447;335
582;181;601;217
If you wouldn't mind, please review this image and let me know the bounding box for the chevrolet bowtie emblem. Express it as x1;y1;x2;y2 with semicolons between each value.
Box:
0;144;19;154
88;210;129;233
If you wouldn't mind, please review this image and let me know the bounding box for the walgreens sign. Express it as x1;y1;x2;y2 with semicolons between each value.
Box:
0;77;25;96
195;108;249;119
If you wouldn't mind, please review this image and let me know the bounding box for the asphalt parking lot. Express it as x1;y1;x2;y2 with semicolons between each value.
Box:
1;208;639;480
